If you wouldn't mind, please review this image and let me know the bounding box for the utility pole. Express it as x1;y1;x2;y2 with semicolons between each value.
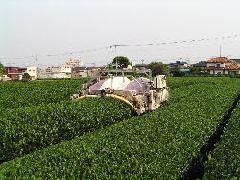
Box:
35;55;38;67
219;45;222;57
110;45;118;69
114;45;118;69
110;44;129;69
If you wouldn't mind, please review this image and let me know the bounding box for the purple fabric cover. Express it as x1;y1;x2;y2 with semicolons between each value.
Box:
89;79;106;91
125;78;149;93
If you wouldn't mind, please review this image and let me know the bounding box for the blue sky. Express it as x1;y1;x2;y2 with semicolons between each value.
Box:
1;0;240;66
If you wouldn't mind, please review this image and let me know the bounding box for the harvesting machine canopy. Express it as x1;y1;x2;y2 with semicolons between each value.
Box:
71;69;169;115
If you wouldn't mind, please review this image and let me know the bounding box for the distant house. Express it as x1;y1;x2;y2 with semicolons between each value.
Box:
5;67;26;80
64;58;84;68
38;66;72;79
193;61;207;68
169;61;188;68
86;67;104;77
230;59;240;65
0;75;11;81
72;67;88;78
133;64;148;70
205;57;240;75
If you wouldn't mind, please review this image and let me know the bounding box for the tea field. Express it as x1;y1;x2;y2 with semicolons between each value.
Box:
204;104;240;179
0;79;87;110
0;77;239;179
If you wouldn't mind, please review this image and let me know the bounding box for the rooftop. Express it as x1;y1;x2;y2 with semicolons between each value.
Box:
207;57;230;63
206;57;240;70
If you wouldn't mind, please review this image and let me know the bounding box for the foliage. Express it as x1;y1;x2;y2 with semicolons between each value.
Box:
0;79;87;111
0;97;133;163
22;73;31;81
204;106;240;179
0;63;5;76
112;56;131;69
190;67;205;75
170;67;185;77
0;78;240;179
147;62;169;76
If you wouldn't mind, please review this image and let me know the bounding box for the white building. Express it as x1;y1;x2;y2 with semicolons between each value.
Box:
38;66;72;79
25;66;38;80
0;75;11;81
61;66;72;74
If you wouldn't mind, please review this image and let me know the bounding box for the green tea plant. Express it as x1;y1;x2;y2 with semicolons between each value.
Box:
0;97;133;163
204;105;240;179
0;78;239;179
0;79;86;110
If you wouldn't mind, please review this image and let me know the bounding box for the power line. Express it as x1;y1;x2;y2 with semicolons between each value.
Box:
1;33;239;63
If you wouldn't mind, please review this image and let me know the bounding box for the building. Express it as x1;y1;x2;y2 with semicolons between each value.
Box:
25;66;38;80
86;67;104;77
61;66;72;74
51;66;61;73
0;75;11;81
63;58;84;68
133;64;148;70
5;67;26;80
38;66;72;79
72;66;104;78
72;67;88;78
230;59;240;65
169;61;189;68
193;61;207;68
206;57;240;75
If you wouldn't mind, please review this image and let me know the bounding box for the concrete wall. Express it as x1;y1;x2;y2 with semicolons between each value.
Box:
38;72;71;79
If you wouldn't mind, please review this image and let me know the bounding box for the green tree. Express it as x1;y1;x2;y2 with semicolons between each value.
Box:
106;63;113;69
190;67;204;76
22;73;31;82
0;63;5;76
112;56;131;69
147;62;169;76
170;67;185;77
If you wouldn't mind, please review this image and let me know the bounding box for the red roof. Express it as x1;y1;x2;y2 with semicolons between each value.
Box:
207;57;230;63
225;63;240;70
206;57;240;70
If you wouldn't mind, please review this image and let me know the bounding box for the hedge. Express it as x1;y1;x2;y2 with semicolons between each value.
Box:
204;105;240;179
0;79;86;111
0;98;133;163
0;78;239;179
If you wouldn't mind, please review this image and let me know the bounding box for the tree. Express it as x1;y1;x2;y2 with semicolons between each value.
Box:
22;73;31;82
0;63;5;76
170;67;185;77
147;62;169;76
190;67;204;76
112;56;131;69
106;63;113;70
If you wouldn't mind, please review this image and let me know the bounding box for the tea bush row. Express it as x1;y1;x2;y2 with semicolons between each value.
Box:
0;78;239;179
0;97;133;163
204;105;240;179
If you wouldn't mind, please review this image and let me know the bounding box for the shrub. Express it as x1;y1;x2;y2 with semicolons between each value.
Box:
0;78;239;179
0;98;133;163
204;105;240;179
